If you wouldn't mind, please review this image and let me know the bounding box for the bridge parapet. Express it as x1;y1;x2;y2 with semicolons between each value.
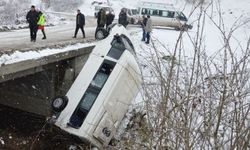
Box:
0;45;95;116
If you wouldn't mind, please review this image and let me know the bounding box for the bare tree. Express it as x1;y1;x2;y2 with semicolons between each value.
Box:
113;0;250;149
49;0;83;12
0;0;29;25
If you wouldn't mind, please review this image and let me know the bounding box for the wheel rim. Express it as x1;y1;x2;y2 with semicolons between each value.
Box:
53;98;63;108
96;31;104;39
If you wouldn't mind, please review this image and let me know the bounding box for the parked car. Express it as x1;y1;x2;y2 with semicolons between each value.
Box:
94;4;114;18
137;1;192;30
51;25;142;149
122;7;139;24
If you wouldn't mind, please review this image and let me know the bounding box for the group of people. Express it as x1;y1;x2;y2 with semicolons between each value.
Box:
96;8;115;28
26;5;153;44
26;5;46;42
96;8;129;29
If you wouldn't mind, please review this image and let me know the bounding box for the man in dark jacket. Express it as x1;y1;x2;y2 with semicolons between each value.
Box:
141;15;148;41
73;9;85;38
26;5;39;42
97;8;106;28
118;9;128;28
145;15;152;44
106;11;115;28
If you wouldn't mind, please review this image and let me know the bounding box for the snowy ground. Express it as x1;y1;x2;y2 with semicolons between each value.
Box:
0;16;96;53
1;0;249;63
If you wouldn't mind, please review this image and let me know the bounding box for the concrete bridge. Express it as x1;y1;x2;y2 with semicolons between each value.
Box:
0;14;100;116
0;14;137;116
0;45;95;116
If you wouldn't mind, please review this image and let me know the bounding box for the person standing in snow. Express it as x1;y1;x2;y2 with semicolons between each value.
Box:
97;8;107;28
145;15;152;44
106;11;115;28
118;9;128;28
73;9;85;38
26;5;39;42
141;15;148;41
37;11;46;40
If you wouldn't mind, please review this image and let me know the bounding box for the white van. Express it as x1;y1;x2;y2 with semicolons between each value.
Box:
51;25;142;149
138;2;192;30
122;7;139;24
94;4;114;18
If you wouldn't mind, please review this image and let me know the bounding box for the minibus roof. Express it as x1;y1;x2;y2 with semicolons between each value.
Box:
95;4;111;8
138;1;175;11
123;6;137;10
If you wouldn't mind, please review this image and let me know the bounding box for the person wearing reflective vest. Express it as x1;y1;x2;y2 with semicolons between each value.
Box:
37;11;46;40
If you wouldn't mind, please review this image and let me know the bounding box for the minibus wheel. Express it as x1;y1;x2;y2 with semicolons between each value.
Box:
175;27;181;31
95;28;108;40
51;96;68;112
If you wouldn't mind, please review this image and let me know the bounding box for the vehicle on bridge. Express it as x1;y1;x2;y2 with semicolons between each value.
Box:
51;25;142;148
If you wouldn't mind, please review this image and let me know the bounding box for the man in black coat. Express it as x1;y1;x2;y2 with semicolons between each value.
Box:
26;5;39;42
141;15;148;41
97;8;106;28
118;9;128;28
106;11;115;28
73;9;85;38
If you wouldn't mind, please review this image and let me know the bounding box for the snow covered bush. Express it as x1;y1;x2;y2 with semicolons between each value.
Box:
49;0;83;12
0;0;29;25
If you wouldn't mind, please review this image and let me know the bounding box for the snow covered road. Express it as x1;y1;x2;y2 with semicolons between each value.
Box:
0;16;97;53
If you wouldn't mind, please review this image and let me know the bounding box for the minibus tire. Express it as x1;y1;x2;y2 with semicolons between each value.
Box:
95;28;108;40
51;96;68;112
175;27;180;31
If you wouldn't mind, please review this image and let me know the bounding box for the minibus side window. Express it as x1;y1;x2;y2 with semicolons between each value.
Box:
91;71;109;88
79;91;98;111
177;12;188;21
142;8;148;15
161;10;169;17
159;10;163;16
152;10;159;16
132;9;138;15
138;8;141;14
127;9;132;15
107;35;126;60
149;9;154;16
168;11;175;18
68;60;116;128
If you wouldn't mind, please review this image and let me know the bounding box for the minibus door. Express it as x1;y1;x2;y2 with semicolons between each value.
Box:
171;12;180;28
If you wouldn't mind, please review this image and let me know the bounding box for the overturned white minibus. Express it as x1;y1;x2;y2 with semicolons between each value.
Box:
51;25;142;148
